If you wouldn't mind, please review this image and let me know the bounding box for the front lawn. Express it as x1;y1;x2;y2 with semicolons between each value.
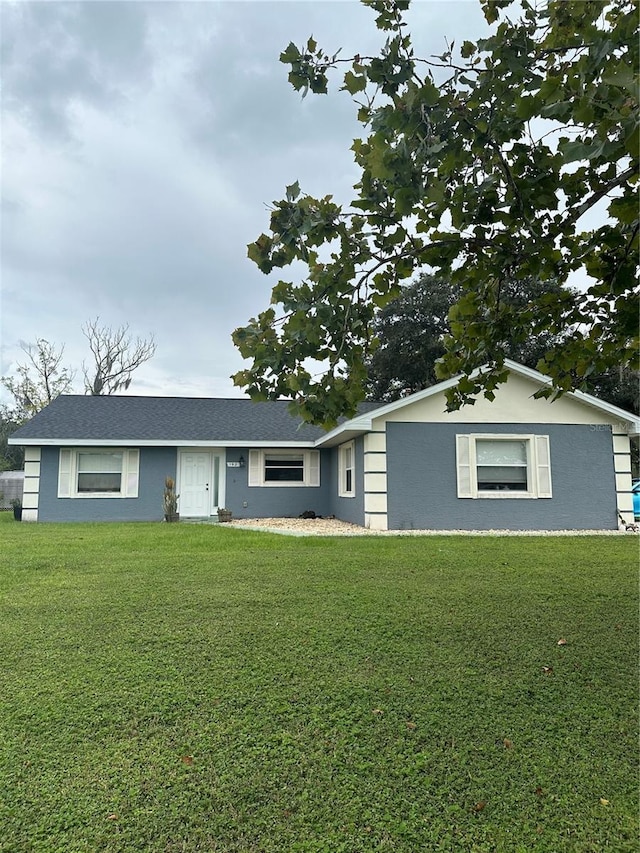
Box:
0;520;637;852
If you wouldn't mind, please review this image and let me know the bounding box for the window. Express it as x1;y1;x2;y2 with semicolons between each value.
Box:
248;450;320;487
58;449;139;498
456;434;552;499
77;452;123;493
338;441;355;497
264;454;305;482
476;439;527;491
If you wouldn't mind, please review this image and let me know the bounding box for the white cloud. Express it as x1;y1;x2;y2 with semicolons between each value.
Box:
1;0;488;404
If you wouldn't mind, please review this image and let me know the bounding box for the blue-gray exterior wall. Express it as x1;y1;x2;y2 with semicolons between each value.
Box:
36;445;340;523
325;438;366;525
386;422;617;530
38;446;177;522
227;440;365;523
225;438;364;524
226;448;332;519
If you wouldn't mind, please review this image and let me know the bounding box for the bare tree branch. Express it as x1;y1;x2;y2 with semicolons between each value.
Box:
82;319;156;395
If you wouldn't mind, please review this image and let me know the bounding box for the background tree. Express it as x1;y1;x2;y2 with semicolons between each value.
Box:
233;0;639;426
366;274;568;401
583;365;640;416
1;339;75;419
1;321;156;469
82;319;156;395
0;406;25;471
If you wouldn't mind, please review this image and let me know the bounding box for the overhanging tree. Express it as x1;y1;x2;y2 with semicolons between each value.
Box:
233;0;639;426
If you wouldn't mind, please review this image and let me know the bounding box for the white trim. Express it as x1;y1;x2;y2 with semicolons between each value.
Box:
455;433;552;499
363;432;388;529
613;433;635;524
12;438;317;448
615;473;632;492
23;460;41;477
365;512;388;531
364;451;386;474
364;472;387;493
614;454;631;474
617;493;633;513
365;492;387;513
612;434;631;454
22;448;41;521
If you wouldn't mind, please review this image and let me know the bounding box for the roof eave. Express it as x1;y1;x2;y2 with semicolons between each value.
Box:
8;438;318;448
318;360;640;440
313;414;376;447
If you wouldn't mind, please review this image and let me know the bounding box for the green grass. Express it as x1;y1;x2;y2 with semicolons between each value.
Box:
0;517;637;852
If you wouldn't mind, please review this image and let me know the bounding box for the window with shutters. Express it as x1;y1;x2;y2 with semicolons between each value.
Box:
248;450;320;487
455;434;552;499
338;441;355;497
58;449;139;498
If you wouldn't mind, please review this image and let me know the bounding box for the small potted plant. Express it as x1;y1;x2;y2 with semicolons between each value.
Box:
10;498;22;522
217;507;232;523
163;476;179;522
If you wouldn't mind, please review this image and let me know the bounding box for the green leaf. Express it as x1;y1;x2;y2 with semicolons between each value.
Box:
515;96;538;120
624;124;639;159
279;42;301;64
461;40;476;58
343;70;367;95
559;139;595;163
608;195;638;226
286;181;301;202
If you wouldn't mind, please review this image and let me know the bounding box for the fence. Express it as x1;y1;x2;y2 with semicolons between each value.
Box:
0;471;24;509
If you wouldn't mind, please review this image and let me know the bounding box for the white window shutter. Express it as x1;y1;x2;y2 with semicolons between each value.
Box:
308;451;320;487
456;435;473;498
124;449;139;498
248;450;261;486
534;435;552;498
58;449;72;497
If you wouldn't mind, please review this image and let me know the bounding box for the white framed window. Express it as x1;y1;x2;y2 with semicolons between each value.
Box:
58;449;139;498
248;450;320;487
456;434;552;499
338;441;355;497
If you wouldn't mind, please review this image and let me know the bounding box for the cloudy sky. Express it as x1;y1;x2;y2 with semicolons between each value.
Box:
1;0;490;402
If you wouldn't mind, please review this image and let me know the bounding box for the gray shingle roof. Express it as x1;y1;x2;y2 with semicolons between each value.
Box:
9;395;381;444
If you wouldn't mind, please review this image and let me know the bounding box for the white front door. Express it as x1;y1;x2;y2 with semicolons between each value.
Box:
179;452;225;517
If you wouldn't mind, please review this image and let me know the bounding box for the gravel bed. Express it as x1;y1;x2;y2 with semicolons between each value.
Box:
225;517;633;537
